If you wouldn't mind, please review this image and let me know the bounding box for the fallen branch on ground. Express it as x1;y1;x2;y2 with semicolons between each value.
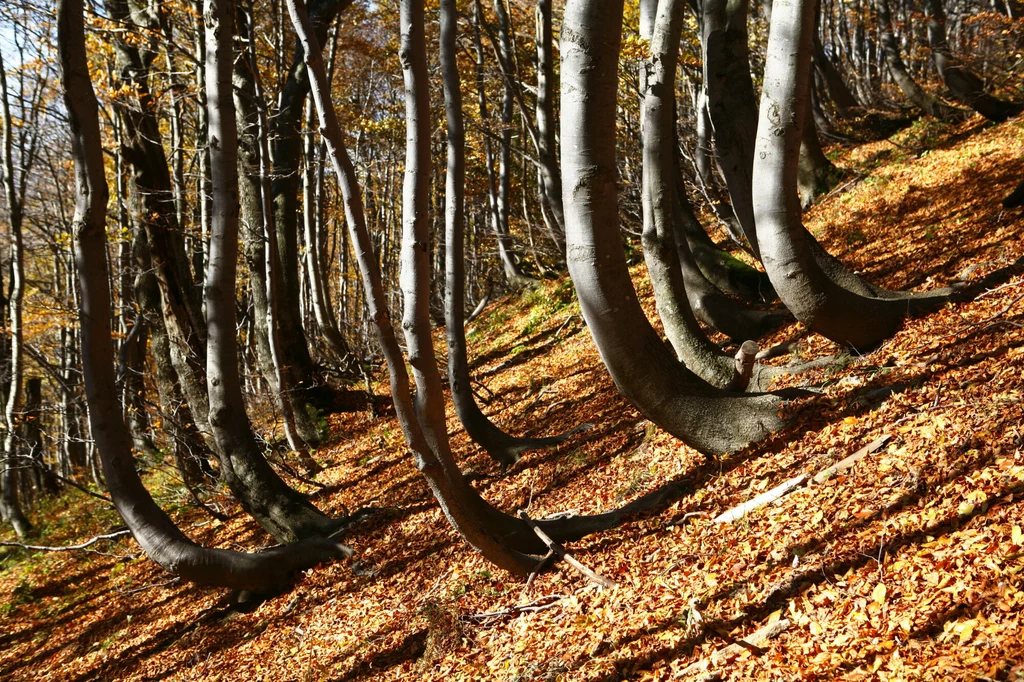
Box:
518;510;617;589
0;529;132;554
675;618;791;679
714;475;809;523
461;594;566;624
811;435;891;484
714;436;891;523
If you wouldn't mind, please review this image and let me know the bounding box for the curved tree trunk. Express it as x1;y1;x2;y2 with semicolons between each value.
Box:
204;0;337;543
290;0;549;575
923;0;1022;122
234;4;326;448
875;0;962;120
640;0;736;386
58;0;350;593
753;0;948;351
673;163;791;343
563;0;788;454
104;0;211;438
238;1;324;472
269;0;354;412
442;0;585;468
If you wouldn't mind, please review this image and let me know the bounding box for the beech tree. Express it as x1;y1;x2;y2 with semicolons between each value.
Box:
441;0;584;468
57;0;349;593
561;0;790;455
753;0;952;350
0;48;32;538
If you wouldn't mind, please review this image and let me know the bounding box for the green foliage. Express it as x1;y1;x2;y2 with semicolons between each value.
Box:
519;279;577;336
304;403;330;442
895;118;954;150
845;228;868;246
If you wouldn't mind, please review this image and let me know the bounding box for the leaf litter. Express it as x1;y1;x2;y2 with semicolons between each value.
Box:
1;116;1023;681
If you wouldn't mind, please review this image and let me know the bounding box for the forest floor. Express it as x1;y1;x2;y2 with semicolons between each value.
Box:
2;115;1024;682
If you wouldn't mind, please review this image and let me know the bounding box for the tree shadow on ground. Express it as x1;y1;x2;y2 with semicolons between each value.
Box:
562;435;1023;680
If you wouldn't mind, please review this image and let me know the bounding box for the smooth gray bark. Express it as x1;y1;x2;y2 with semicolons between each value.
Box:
797;90;838;208
0;50;32;538
269;0;354;409
58;0;349;593
534;0;566;253
203;0;336;543
442;0;585;467
239;1;323;472
702;0;762;258
234;4;325;448
673;165;791;342
753;0;948;351
290;0;551;575
812;33;860;116
640;0;736;386
562;0;787;454
491;0;537;289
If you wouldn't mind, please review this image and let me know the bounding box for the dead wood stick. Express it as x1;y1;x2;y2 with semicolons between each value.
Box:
713;474;809;523
462;594;566;623
517;510;617;589
675;618;791;679
0;529;132;553
811;434;890;484
713;436;891;523
522;549;555;599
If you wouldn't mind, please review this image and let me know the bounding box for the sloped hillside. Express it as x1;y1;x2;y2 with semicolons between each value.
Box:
1;116;1022;682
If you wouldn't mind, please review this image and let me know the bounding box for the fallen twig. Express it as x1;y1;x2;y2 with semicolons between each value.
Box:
713;475;809;524
461;594;566;624
675;618;791;679
518;510;616;589
713;436;890;523
811;435;890;484
0;529;131;554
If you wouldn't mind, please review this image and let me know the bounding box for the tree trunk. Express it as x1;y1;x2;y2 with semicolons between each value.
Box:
562;0;788;454
673;157;791;343
492;0;537;289
701;0;763;259
534;0;566;254
812;33;860;116
875;0;962;119
22;378;51;496
303;98;351;361
269;0;354;406
204;0;337;543
442;0;584;468
290;0;551;575
0;49;33;539
640;0;737;386
753;0;948;351
104;0;211;438
923;0;1022;122
233;0;325;450
58;0;350;593
797;89;838;208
